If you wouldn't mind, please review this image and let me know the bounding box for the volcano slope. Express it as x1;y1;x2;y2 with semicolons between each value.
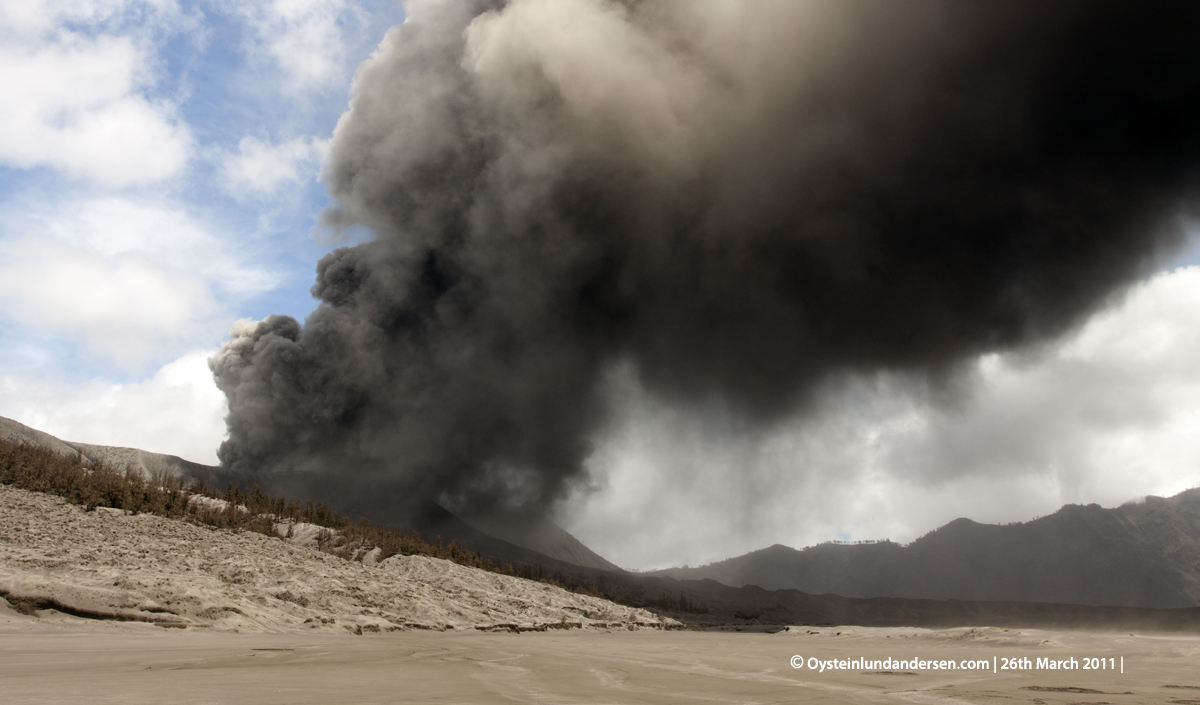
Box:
0;483;674;633
0;415;621;574
6;477;1200;635
5;415;1200;632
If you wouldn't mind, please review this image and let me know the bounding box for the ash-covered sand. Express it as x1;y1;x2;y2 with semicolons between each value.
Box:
2;614;1199;704
0;484;672;632
4;483;1200;704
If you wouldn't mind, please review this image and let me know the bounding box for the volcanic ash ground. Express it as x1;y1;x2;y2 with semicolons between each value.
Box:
0;484;675;633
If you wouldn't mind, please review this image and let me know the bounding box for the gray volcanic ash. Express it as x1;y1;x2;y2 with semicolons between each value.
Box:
211;0;1200;526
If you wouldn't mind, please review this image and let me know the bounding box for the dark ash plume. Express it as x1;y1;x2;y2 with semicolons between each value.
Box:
212;0;1200;525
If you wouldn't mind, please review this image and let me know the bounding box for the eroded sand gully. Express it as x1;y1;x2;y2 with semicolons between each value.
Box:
2;620;1199;705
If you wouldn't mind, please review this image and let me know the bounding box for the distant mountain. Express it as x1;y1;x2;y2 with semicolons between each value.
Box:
648;491;1200;609
0;415;620;572
10;414;1200;628
456;512;623;572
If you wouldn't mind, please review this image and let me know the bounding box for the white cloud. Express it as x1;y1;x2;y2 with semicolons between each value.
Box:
230;0;356;93
0;198;278;369
36;197;280;297
0;0;176;35
0;0;193;186
221;135;328;198
0;348;227;465
569;267;1200;570
0;236;218;369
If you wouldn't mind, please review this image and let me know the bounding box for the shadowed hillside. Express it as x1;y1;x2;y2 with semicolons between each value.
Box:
648;491;1200;609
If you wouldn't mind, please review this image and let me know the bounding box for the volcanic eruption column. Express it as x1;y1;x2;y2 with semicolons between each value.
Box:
211;0;1200;524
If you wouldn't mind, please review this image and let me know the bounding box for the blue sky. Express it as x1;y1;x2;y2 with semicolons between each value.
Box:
2;0;1199;569
0;0;403;463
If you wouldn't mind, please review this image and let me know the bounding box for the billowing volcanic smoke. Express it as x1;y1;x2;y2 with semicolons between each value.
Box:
212;0;1200;526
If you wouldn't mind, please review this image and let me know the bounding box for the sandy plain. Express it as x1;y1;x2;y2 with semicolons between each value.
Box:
2;617;1198;705
4;483;1199;703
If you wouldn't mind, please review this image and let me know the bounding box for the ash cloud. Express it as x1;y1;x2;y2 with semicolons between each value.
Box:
211;0;1200;526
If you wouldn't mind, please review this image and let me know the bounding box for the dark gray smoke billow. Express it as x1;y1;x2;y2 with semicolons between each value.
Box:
212;0;1200;525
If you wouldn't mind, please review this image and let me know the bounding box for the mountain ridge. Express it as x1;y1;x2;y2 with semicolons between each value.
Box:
647;490;1200;608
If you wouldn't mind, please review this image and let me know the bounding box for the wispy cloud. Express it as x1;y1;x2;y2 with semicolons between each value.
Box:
225;0;360;94
220;135;328;199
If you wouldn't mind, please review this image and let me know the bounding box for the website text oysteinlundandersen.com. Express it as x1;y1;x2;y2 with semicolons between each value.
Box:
791;656;1122;674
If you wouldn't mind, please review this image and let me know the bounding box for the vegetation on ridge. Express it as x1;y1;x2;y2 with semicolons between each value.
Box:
0;438;599;598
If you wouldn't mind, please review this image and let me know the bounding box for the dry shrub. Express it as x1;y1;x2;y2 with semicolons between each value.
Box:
0;438;601;599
